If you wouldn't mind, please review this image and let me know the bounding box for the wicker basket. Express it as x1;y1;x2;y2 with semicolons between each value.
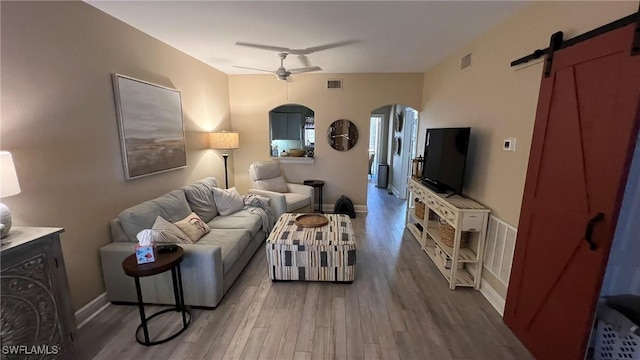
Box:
414;198;425;219
439;219;468;248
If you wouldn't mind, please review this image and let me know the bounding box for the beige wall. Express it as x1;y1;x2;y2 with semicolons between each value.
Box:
1;2;231;310
420;1;638;298
229;74;423;207
419;1;639;227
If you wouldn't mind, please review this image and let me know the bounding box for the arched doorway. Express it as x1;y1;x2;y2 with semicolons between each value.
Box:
369;104;419;200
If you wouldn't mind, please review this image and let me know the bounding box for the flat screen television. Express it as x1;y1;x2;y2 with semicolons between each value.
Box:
421;127;471;195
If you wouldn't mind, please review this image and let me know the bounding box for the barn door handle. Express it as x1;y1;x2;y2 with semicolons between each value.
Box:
584;212;604;251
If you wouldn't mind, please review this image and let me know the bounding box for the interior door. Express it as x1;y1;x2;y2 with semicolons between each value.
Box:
504;23;640;360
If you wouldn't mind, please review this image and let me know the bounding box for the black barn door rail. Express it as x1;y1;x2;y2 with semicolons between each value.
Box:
511;9;640;76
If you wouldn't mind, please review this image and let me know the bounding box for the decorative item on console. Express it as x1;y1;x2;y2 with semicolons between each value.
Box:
0;151;21;238
411;155;424;179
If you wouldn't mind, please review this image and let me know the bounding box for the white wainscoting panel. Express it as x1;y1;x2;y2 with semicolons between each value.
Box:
484;216;517;287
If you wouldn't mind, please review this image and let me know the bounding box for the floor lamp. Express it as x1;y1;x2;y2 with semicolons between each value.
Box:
210;131;240;189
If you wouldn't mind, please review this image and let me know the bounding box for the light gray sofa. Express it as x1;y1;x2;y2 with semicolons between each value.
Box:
100;177;269;308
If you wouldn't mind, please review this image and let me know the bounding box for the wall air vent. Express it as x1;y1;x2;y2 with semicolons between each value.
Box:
461;53;472;70
327;79;343;90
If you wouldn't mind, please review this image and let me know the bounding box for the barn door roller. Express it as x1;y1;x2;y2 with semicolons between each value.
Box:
511;10;640;74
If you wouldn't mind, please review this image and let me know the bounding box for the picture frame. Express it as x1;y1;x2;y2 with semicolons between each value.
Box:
112;74;187;180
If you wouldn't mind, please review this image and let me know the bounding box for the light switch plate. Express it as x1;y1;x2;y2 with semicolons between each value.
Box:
503;138;516;151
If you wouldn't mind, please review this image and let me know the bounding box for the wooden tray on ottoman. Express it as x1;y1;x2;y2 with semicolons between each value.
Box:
294;214;329;228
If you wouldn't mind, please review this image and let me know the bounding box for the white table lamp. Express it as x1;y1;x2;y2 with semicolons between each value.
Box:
210;131;240;189
0;151;21;238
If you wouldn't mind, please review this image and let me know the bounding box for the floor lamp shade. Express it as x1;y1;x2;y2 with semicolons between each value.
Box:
210;131;240;189
210;131;239;151
1;151;21;238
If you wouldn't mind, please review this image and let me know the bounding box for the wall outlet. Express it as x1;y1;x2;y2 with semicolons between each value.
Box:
503;138;516;152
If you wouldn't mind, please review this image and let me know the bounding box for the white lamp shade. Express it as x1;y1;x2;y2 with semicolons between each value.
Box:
0;151;21;198
210;131;240;150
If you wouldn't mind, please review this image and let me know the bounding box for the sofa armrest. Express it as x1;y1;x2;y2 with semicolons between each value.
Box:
110;218;132;242
288;183;314;210
248;188;287;219
100;242;225;307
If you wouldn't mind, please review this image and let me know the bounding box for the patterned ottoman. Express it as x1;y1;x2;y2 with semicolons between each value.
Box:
266;213;356;282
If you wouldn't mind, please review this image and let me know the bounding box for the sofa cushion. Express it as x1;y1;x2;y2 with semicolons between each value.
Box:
118;190;192;241
198;229;251;275
173;212;211;243
212;187;245;216
284;192;311;211
207;210;262;239
182;177;218;222
152;216;192;244
255;176;289;193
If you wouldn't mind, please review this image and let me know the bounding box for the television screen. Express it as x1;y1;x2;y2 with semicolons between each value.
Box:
421;127;470;194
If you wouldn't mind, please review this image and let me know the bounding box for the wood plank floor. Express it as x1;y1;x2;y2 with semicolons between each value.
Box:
76;182;533;360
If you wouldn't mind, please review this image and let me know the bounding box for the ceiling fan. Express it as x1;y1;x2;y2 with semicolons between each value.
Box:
234;40;358;80
234;52;321;81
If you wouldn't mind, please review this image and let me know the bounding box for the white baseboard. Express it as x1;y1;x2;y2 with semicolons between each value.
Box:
355;205;368;213
479;279;506;316
75;292;110;329
320;204;368;213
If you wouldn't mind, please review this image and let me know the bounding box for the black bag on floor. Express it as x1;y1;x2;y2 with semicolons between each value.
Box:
334;195;356;218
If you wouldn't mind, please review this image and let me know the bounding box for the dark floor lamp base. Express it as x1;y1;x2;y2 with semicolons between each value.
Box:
223;153;229;189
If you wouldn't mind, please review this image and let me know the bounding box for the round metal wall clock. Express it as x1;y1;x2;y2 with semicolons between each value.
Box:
327;119;358;151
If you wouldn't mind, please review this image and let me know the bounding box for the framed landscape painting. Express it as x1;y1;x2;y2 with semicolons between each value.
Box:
112;74;187;179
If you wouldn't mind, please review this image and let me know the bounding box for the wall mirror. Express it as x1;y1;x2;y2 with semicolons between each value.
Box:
269;104;315;158
327;119;358;151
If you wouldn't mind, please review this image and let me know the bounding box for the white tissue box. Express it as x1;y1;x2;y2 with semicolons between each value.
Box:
135;245;155;264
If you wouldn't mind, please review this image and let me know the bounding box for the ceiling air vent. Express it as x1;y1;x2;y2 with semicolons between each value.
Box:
461;53;472;70
327;79;343;90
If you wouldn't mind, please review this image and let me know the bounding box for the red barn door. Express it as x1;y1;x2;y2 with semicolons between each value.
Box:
504;23;640;360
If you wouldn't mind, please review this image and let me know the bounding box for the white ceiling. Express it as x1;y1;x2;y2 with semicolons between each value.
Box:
87;1;530;75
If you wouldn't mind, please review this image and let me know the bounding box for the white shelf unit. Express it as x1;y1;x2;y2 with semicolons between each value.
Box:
405;178;490;289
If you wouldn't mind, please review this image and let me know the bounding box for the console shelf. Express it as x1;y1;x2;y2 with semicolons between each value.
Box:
405;178;490;290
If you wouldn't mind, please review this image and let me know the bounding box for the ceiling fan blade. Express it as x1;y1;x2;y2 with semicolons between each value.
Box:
288;66;322;74
298;54;310;68
235;42;292;53
289;40;361;55
237;40;359;55
233;65;274;73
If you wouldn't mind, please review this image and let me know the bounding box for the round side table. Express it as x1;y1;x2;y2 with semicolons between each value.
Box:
122;247;191;346
303;180;325;214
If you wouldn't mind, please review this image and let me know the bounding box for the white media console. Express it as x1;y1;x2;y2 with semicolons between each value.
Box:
405;178;490;289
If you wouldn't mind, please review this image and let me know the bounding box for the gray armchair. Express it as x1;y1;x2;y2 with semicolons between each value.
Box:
248;160;313;218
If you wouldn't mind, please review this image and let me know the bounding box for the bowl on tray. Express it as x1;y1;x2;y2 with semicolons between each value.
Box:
288;149;306;157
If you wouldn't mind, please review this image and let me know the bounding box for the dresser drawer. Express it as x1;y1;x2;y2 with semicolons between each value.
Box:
426;195;438;209
439;205;456;223
461;213;484;231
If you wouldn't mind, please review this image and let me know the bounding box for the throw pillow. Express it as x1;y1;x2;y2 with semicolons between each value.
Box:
151;216;192;244
173;212;211;243
212;187;245;216
182;181;218;222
